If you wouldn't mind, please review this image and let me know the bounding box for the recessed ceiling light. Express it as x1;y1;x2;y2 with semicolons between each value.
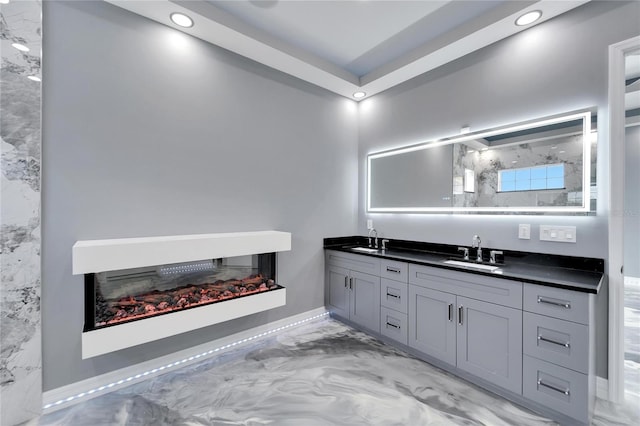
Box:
0;0;10;4
27;76;41;82
515;10;542;26
512;160;518;164
353;91;366;99
170;12;193;28
11;43;29;52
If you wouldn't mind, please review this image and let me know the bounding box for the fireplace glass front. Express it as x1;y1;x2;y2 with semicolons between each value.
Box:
84;253;279;331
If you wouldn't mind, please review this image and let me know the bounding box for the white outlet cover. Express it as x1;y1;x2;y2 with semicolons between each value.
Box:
367;220;373;230
539;225;577;243
518;224;531;240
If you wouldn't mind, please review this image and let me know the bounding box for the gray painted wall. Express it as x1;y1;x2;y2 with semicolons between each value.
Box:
41;1;358;391
625;125;640;278
358;1;640;379
41;0;639;391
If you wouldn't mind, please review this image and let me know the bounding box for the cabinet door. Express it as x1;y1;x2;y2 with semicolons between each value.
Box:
327;265;350;318
349;270;381;332
457;296;523;394
408;285;457;366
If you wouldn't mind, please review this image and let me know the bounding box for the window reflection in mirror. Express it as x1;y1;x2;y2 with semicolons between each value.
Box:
367;110;595;213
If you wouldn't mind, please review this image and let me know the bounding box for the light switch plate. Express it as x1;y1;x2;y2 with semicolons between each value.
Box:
518;224;531;240
367;220;373;230
540;225;577;243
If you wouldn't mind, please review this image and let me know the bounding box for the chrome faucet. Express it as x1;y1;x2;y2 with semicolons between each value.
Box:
457;247;470;261
472;235;482;262
368;228;378;248
490;250;504;264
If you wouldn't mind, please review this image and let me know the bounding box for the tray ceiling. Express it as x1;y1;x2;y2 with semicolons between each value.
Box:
106;0;589;100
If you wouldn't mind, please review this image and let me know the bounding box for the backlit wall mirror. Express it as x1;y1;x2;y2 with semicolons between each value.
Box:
367;110;596;213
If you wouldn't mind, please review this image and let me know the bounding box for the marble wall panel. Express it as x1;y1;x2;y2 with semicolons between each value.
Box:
1;1;42;424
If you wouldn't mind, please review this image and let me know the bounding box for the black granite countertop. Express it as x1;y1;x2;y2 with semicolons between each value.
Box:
324;236;604;294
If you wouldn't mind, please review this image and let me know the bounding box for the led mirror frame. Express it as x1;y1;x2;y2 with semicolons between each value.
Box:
366;110;592;213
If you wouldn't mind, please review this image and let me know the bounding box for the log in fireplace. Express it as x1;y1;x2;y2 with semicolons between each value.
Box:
84;253;280;332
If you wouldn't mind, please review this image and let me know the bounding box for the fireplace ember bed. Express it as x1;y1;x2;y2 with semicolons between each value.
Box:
84;253;280;332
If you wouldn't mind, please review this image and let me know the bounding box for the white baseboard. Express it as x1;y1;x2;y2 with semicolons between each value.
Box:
597;376;609;400
43;307;329;414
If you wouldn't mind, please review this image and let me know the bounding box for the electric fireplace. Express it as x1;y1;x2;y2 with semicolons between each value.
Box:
73;231;290;358
85;253;280;331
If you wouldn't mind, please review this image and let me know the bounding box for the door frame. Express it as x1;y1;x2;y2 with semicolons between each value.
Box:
607;35;640;403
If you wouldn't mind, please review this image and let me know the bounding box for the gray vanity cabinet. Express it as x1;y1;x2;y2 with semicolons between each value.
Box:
324;247;597;424
522;283;595;424
325;250;381;333
408;285;456;365
349;270;381;331
379;259;410;345
408;264;523;395
456;296;523;394
326;265;351;319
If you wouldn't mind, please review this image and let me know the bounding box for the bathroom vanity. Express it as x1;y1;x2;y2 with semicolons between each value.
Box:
324;236;603;425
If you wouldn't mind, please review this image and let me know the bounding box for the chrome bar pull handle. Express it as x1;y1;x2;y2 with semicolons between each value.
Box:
349;277;353;290
538;335;570;348
344;276;348;288
537;379;570;396
537;297;571;309
448;303;453;322
458;306;463;325
386;322;400;330
386;267;401;274
386;292;400;299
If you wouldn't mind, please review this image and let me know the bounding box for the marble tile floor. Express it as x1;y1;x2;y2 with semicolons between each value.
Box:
25;319;640;426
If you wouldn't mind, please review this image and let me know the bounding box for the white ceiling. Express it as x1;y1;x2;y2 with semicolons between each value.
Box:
107;0;589;100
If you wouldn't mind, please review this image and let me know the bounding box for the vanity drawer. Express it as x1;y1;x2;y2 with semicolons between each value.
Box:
409;264;522;309
380;259;408;283
523;312;589;373
524;284;589;325
381;278;408;314
325;250;380;275
380;306;408;345
523;355;589;423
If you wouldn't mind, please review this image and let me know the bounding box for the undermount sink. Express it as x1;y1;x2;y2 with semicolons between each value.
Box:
351;247;381;254
443;260;501;272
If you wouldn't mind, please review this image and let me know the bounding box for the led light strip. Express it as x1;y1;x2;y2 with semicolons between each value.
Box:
366;110;592;213
43;312;330;410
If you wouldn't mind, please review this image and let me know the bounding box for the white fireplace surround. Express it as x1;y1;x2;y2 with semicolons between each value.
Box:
72;231;291;358
72;230;291;274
